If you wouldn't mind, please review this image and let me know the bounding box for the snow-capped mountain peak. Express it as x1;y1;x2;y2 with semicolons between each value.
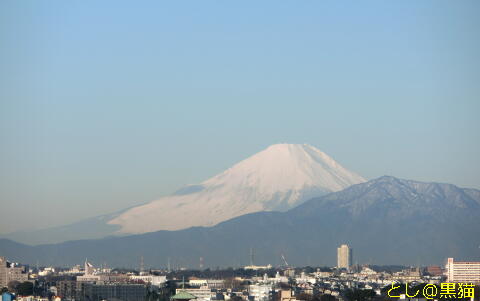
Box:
204;143;363;200
107;144;365;234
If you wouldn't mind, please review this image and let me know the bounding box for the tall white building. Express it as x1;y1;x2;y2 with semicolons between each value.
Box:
337;244;352;270
446;258;480;283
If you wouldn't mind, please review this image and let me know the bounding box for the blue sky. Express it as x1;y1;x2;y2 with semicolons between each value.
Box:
1;0;479;233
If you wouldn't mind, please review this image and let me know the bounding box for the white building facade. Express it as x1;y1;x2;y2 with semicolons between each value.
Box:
337;244;352;270
249;284;272;301
446;258;480;283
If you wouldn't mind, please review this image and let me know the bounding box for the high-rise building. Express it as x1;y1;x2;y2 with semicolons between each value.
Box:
446;258;480;283
337;244;352;270
0;256;28;288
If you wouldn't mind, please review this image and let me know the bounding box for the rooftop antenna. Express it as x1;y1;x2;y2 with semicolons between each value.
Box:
140;256;145;275
199;257;204;270
167;257;171;273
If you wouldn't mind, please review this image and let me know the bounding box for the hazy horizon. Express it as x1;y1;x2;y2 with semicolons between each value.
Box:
1;0;479;233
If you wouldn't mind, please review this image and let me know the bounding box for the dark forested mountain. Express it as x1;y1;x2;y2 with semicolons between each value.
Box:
1;176;479;268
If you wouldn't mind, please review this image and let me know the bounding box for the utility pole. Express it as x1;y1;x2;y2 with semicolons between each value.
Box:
140;256;145;275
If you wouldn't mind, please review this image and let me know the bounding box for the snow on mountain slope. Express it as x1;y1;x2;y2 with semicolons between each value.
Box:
108;144;365;234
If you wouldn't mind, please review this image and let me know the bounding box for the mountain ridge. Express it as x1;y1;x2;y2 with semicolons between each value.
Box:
1;176;478;267
108;143;366;234
3;144;365;244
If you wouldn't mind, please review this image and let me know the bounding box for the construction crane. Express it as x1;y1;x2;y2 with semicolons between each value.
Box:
281;254;289;267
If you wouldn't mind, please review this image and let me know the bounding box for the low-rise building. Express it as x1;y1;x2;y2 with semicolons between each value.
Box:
425;265;443;277
248;284;272;301
189;279;225;289
176;286;213;301
80;283;147;301
57;280;77;300
279;290;299;301
130;274;167;286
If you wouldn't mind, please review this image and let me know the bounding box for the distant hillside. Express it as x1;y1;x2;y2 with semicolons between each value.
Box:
1;176;479;268
3;143;365;244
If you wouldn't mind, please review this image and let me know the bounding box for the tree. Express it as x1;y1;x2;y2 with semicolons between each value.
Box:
146;290;159;301
344;289;375;301
295;293;313;301
278;282;292;290
16;281;34;296
158;281;177;301
319;294;336;301
7;281;20;293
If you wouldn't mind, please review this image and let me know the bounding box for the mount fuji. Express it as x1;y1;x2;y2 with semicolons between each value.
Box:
4;144;365;244
108;143;365;234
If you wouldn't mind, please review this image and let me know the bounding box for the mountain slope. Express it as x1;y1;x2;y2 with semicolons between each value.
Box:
2;176;479;267
107;143;365;234
1;213;123;246
3;143;365;244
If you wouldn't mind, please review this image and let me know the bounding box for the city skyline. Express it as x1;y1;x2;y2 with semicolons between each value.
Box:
1;1;479;300
3;252;479;301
